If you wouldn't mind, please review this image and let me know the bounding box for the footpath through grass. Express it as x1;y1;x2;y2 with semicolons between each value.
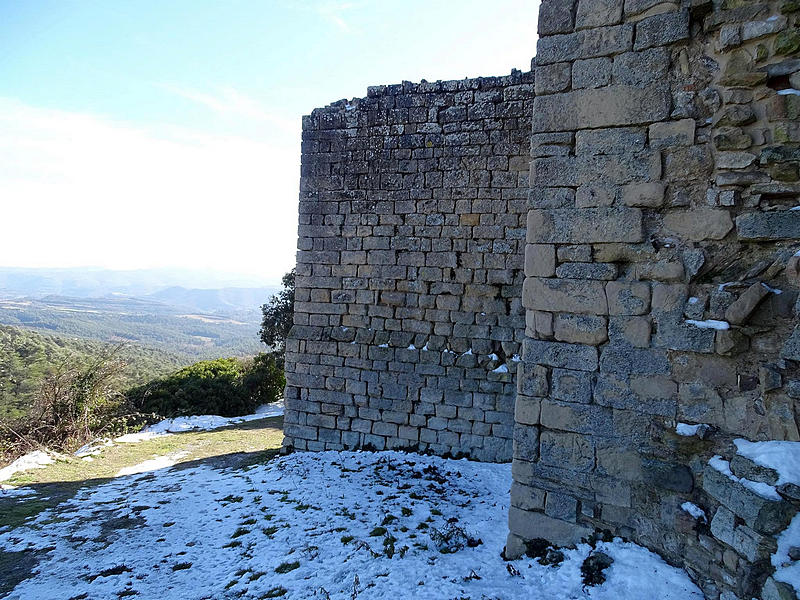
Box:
0;416;284;531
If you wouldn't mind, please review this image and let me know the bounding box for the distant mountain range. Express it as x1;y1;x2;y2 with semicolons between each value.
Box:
146;286;279;313
0;267;280;305
0;267;284;362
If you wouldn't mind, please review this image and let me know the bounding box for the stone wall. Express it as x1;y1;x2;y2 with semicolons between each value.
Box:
507;1;800;599
283;71;535;461
286;0;800;597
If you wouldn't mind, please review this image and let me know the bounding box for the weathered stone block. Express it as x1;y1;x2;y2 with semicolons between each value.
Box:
575;127;646;155
730;455;779;486
576;0;622;28
515;396;542;425
510;481;546;512
552;368;594;404
594;373;675;416
536;25;634;65
702;465;791;534
606;281;651;315
523;277;609;315
527;208;644;244
545;491;579;522
725;282;769;325
737;212;800;240
600;345;670;375
531;84;671;132
653;320;716;353
649;119;695;149
541;400;614;436
761;577;797;600
608;316;651;347
537;0;576;36
517;363;549;398
782;326;800;362
620;182;665;207
539;429;595;471
554;314;608;345
634;10;689;50
508;506;591;548
535;62;573;95
612;48;670;87
663;209;734;241
572;57;612;89
678;382;724;426
556;262;618;280
576;185;615;208
525;244;556;277
523;339;599;371
642;458;693;492
513;422;540;460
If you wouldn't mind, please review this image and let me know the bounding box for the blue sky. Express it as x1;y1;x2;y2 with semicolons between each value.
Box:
0;1;539;284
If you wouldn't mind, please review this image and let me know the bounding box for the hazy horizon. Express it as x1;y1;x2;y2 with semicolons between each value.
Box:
1;1;539;282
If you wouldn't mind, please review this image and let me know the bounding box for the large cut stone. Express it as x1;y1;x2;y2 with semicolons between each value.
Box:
576;0;622;28
737;212;800;240
554;313;608;345
600;345;670;375
508;506;591;548
532;84;671;132
663;209;734;241
540;430;595;472
551;368;595;404
523;277;609;315
523;339;599;371
527;208;644;244
532;153;660;186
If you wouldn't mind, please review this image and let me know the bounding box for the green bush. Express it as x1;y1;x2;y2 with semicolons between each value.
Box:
129;353;285;418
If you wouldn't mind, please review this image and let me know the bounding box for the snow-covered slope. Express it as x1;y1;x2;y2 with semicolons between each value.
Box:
0;451;702;599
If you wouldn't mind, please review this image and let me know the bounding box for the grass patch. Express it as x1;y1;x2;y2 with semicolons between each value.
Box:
274;561;300;574
369;527;387;537
340;535;354;544
87;564;132;582
263;587;287;598
171;562;192;571
2;416;284;490
231;527;250;538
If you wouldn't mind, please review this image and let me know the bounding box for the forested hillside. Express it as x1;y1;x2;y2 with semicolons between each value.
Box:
0;324;180;420
0;295;262;361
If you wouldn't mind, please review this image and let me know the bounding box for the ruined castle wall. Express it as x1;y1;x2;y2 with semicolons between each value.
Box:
283;71;535;461
508;1;800;599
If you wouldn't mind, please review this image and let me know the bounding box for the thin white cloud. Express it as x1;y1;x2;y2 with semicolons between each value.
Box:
315;1;360;33
158;84;297;135
0;98;299;282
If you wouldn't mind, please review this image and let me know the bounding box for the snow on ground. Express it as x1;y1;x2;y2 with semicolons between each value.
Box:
143;401;285;434
734;439;800;487
115;450;190;477
72;402;286;460
0;451;703;600
774;512;800;595
0;450;55;483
